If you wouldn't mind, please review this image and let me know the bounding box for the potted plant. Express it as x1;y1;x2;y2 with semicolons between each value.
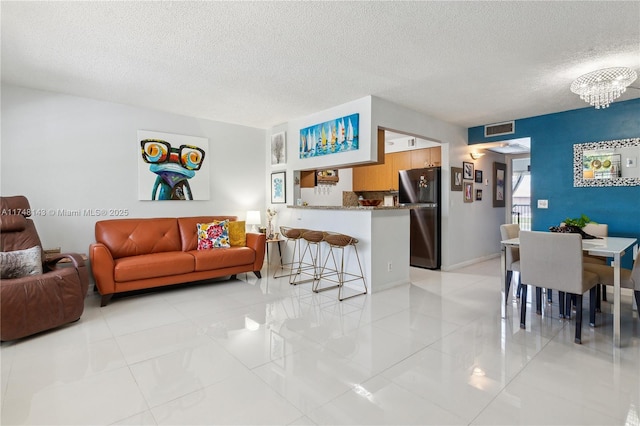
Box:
549;214;599;239
563;213;591;228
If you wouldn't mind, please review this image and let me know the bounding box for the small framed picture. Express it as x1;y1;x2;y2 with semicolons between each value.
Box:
476;189;483;200
271;171;286;204
464;182;474;203
463;162;474;180
475;170;483;183
271;132;286;165
451;167;463;191
493;162;506;207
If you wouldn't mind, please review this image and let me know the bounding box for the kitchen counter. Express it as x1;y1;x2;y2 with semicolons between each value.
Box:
282;206;410;293
287;205;411;210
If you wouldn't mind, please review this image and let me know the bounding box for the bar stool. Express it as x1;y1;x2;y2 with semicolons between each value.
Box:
274;226;308;279
290;230;325;286
314;232;367;301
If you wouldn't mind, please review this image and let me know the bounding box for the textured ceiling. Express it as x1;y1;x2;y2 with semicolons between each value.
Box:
2;1;639;130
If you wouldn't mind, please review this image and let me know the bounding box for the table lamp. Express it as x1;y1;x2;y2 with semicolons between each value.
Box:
246;210;261;233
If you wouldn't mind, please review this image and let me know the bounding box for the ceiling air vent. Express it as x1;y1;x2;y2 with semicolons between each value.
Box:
484;121;515;137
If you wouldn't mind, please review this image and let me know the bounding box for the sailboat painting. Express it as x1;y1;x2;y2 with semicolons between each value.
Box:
299;113;359;158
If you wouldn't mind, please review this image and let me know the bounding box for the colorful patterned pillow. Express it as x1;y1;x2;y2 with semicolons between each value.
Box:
228;221;247;247
0;246;43;279
197;220;230;249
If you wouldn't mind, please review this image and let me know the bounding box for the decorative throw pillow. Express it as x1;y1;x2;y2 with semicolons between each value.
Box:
228;221;247;247
197;220;230;250
0;246;43;279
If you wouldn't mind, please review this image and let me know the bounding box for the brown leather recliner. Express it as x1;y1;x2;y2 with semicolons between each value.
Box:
0;196;89;341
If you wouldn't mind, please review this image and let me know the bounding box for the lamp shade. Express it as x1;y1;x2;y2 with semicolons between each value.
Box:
246;210;261;225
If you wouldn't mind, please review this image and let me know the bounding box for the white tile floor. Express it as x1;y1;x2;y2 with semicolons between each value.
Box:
2;258;640;425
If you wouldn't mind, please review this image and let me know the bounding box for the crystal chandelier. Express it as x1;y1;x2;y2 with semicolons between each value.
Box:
570;67;637;109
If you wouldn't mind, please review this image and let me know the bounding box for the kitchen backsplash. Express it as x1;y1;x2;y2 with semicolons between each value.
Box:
343;191;398;206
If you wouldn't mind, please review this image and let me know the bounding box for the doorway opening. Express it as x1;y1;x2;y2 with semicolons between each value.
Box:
510;156;531;230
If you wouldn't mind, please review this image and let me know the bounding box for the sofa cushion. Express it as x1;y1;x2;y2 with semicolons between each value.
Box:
228;221;246;247
189;247;255;271
178;216;237;251
96;218;182;259
197;220;230;249
114;251;194;282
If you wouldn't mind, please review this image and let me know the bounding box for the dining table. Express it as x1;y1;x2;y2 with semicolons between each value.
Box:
501;235;638;348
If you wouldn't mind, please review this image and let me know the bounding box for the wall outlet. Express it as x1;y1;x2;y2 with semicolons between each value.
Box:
537;199;549;209
387;261;393;272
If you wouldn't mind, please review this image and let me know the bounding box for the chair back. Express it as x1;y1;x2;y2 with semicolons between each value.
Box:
520;230;584;293
0;196;44;255
500;224;520;267
582;223;608;237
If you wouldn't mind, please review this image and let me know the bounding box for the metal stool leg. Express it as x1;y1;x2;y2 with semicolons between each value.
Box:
290;230;324;286
274;236;301;278
314;233;367;301
313;243;341;294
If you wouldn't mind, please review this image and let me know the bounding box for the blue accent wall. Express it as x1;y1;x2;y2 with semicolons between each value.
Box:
469;98;640;267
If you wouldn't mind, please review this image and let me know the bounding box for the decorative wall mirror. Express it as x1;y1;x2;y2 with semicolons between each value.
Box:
573;137;640;187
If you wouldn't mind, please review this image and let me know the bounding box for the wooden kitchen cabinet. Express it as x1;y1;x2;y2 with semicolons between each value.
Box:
411;148;431;169
353;162;389;191
410;146;441;168
300;170;316;188
387;151;412;190
430;147;441;166
352;147;442;191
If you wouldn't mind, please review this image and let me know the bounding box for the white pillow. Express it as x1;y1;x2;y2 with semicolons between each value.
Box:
0;246;43;279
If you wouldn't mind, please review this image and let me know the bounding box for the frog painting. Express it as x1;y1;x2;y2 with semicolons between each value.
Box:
138;131;210;200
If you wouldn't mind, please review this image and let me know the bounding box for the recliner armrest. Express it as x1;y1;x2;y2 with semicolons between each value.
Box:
45;253;86;269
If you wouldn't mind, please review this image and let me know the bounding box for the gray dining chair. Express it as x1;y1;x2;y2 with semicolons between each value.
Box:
581;223;610;305
500;224;521;304
582;222;609;261
584;248;640;323
555;222;609;307
519;231;599;344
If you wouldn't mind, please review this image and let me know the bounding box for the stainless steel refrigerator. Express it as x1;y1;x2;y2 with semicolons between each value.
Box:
398;167;441;269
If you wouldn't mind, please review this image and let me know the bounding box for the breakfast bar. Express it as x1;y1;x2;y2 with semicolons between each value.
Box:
285;205;411;293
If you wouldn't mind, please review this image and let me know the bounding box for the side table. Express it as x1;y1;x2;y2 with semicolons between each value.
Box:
265;238;284;266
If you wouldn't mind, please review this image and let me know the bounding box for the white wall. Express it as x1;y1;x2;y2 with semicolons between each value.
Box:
267;95;506;270
271;97;505;270
371;96;505;269
1;84;266;253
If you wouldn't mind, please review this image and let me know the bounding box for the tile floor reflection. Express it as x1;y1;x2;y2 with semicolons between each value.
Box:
2;258;639;425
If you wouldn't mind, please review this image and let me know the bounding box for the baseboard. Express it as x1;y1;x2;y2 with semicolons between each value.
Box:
441;252;500;272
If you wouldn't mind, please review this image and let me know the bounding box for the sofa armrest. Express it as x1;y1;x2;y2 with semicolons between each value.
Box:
89;243;116;295
246;233;266;272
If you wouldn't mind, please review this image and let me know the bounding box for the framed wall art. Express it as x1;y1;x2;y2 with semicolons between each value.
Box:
476;189;483;201
463;161;474;180
464;182;474;203
475;170;483;183
451;167;463;191
271;171;286;204
493;162;506;207
138;130;210;201
299;113;359;158
271;132;286;165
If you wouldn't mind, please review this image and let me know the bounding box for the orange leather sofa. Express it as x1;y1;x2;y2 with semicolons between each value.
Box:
90;216;265;306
